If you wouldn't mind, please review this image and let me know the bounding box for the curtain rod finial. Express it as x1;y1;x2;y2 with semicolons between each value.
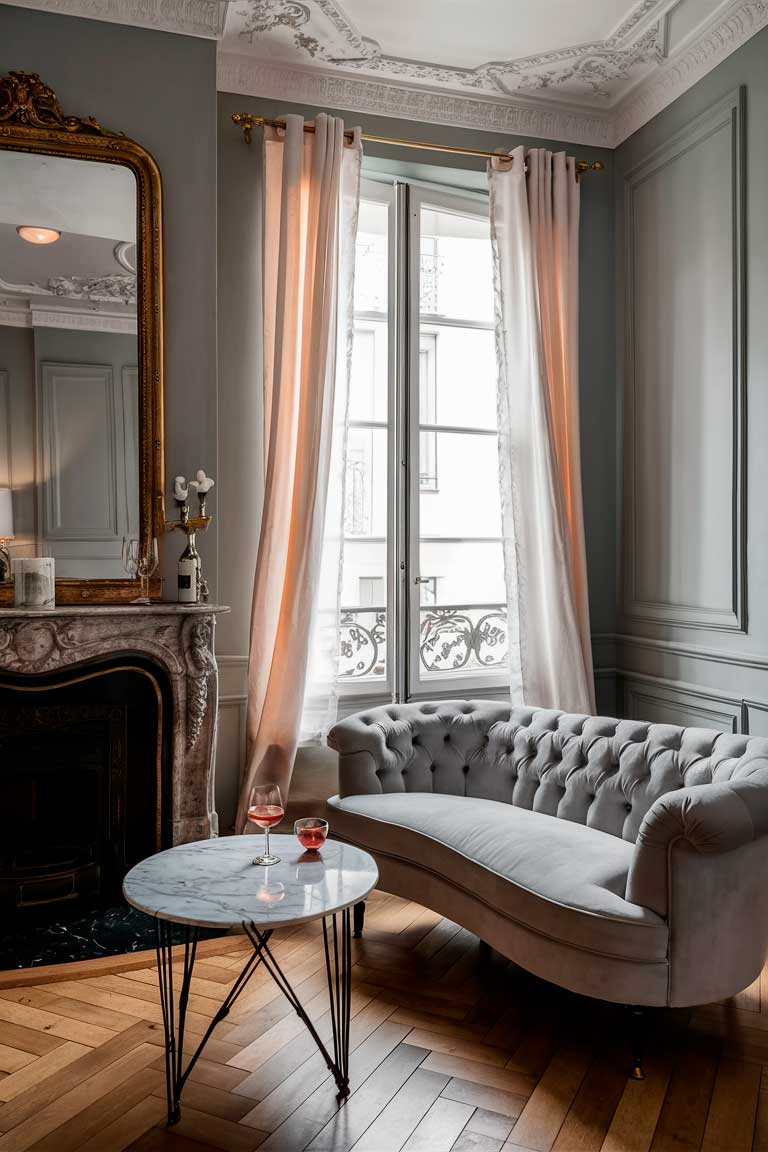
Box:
231;112;264;145
575;159;605;176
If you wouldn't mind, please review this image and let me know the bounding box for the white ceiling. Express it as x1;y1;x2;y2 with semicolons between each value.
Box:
2;0;767;145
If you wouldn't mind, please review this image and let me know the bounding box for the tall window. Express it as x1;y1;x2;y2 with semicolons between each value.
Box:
339;180;508;701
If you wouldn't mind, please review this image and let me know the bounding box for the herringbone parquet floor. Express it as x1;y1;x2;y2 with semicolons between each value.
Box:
0;890;766;1152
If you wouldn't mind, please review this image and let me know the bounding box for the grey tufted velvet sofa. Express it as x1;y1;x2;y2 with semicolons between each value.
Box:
327;700;768;1010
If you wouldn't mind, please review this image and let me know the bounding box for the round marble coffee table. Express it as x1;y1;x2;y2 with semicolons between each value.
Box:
123;835;378;1125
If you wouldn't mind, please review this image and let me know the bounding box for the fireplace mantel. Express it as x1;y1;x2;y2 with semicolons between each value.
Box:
0;604;229;844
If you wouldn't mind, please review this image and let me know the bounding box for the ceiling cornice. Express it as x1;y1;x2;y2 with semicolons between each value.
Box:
609;0;768;143
216;54;613;148
220;0;768;149
0;0;228;38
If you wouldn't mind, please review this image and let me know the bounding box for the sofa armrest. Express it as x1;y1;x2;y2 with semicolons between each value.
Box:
627;769;768;917
328;713;390;797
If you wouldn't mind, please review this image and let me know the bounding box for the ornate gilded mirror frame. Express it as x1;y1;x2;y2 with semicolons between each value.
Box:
0;71;164;604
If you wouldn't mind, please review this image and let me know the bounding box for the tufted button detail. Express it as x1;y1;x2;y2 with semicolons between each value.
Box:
444;734;450;743
625;803;632;813
412;736;419;746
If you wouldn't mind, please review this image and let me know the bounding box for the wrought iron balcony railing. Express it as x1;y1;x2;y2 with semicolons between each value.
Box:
339;603;508;680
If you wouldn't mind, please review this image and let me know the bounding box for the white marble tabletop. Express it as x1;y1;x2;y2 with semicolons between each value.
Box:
122;835;378;929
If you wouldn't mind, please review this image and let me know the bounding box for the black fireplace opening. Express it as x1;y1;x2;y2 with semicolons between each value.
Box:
0;657;199;968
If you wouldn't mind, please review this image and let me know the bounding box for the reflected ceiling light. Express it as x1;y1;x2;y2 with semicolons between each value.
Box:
16;225;61;245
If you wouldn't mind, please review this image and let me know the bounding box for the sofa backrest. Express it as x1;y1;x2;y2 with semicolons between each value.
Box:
327;700;768;842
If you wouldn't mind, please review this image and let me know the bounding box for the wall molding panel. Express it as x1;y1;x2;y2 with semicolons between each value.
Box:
621;671;743;731
39;361;118;542
621;87;746;633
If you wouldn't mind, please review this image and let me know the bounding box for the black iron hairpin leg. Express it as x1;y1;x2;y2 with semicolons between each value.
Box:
155;908;353;1125
242;906;352;1100
154;920;271;1125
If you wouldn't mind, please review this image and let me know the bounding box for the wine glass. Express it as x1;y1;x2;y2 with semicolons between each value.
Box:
247;784;284;866
134;538;159;604
122;537;139;583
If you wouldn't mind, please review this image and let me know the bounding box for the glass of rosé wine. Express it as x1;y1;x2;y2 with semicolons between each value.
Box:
294;818;329;853
247;784;284;865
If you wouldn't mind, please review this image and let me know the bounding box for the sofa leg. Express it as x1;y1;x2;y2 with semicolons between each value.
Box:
628;1006;646;1081
353;901;366;939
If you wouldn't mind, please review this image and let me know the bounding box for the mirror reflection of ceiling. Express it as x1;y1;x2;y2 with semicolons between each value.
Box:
1;153;135;243
2;0;764;145
0;152;136;328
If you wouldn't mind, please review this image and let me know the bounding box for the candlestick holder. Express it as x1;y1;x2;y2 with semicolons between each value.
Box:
165;472;214;603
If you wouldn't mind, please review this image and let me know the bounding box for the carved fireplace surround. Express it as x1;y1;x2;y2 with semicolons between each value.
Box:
0;605;228;845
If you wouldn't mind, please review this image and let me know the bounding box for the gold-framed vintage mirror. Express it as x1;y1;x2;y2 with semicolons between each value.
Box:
0;71;163;605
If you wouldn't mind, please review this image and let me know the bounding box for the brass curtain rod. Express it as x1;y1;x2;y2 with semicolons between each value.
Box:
231;113;605;176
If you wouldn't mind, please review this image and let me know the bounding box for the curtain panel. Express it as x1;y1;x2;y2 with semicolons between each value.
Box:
238;114;361;831
489;145;595;714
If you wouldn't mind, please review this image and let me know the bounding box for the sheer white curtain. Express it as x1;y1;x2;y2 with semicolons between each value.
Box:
238;114;361;831
489;145;595;715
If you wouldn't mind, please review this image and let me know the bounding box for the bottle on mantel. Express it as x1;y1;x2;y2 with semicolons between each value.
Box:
177;534;200;604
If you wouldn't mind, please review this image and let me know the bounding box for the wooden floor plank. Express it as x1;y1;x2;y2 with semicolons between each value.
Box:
25;1066;163;1152
550;1051;628;1152
700;1057;761;1152
507;1045;592;1151
351;1068;450;1151
306;1043;429;1151
401;1096;475;1151
0;1021;157;1135
0;1041;91;1103
440;1078;527;1121
649;1038;721;1152
0;1052;34;1077
0;1042;160;1152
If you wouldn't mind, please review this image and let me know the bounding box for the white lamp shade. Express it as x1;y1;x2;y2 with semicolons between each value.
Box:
0;489;14;538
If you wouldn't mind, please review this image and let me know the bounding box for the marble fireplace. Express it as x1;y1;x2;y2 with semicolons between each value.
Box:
0;605;226;913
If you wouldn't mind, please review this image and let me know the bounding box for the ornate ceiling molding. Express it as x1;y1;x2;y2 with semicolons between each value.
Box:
610;0;768;143
220;0;768;147
47;272;137;304
229;0;669;103
0;0;228;38
217;54;612;147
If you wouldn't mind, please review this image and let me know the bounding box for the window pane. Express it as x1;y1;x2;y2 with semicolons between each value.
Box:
419;431;501;539
420;207;493;322
339;195;390;685
340;425;388;683
349;320;388;423
355;200;388;314
420;324;496;431
418;540;506;606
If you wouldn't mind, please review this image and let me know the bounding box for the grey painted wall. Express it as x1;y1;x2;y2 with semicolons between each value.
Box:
0;3;218;594
614;23;768;730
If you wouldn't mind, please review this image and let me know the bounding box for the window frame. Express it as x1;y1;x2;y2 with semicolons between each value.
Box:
338;178;397;704
405;183;508;700
337;177;509;709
